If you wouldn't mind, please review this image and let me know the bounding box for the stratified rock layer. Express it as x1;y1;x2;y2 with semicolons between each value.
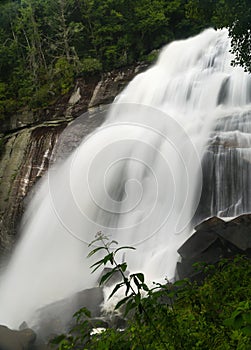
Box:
0;64;147;254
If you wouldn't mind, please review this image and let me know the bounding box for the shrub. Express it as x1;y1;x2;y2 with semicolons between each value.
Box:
79;57;103;75
142;50;160;64
53;58;75;95
29;84;52;109
0;82;17;117
52;238;251;350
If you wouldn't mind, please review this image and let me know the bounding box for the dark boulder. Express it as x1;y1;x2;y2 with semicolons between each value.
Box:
176;214;251;281
0;325;36;350
177;237;227;280
194;216;226;232
36;287;104;340
215;214;251;251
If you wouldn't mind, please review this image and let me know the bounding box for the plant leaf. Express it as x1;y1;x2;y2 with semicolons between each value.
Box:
87;246;106;258
242;325;251;336
135;273;144;283
142;283;149;292
125;299;136;316
109;283;124;299
103;253;114;265
115;295;132;310
90;258;105;269
232;315;243;329
119;262;127;272
173;280;187;287
134;293;141;305
125;280;130;296
133;275;141;288
99;269;116;285
114;246;136;254
73;307;91;319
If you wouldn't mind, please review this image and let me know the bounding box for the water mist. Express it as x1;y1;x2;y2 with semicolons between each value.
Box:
0;28;251;329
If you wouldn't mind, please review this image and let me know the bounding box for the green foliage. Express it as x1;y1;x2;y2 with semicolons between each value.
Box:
80;58;102;75
224;301;251;336
88;232;148;318
142;50;160;64
0;0;217;112
50;306;103;349
185;0;216;29
52;233;251;350
53;58;75;95
0;81;17;117
0;83;7;119
29;84;52;109
185;0;251;72
215;0;251;73
0;0;250;111
87;254;251;349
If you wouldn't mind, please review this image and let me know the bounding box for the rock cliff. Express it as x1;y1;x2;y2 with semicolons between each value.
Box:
0;64;147;255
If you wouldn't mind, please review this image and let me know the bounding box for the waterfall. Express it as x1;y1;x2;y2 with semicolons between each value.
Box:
0;28;251;329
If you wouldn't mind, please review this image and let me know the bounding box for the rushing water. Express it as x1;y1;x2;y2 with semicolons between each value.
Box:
1;28;251;329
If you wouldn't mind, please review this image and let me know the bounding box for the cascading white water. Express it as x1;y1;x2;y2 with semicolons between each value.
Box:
1;28;251;329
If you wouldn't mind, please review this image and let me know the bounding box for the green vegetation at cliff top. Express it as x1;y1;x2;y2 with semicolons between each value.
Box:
0;0;250;114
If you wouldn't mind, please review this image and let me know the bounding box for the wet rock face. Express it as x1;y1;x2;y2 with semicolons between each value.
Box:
88;64;148;108
0;123;67;255
176;214;251;281
0;64;146;254
195;112;251;223
53;106;108;162
0;64;147;136
0;77;99;135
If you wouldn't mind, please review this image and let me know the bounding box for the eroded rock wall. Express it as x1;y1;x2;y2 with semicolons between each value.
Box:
0;64;147;255
0;123;67;254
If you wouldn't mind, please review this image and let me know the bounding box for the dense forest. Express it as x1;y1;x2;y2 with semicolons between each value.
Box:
0;0;250;115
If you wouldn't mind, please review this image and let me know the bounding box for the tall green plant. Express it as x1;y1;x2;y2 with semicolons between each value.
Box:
51;244;251;350
88;232;169;349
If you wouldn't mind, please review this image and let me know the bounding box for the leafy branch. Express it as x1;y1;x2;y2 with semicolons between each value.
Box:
88;231;168;349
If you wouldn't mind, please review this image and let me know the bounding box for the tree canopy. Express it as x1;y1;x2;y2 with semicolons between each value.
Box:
0;0;250;115
186;0;251;72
